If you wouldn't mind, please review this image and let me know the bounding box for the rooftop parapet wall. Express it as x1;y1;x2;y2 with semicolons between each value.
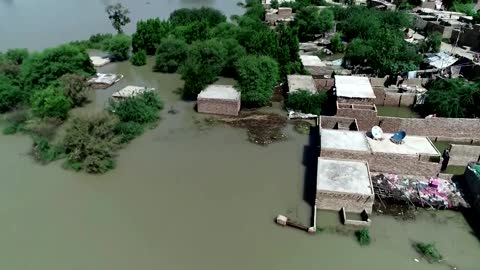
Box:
320;148;442;177
336;102;378;131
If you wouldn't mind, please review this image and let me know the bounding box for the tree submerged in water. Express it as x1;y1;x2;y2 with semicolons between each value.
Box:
415;242;443;263
106;3;131;34
355;228;371;246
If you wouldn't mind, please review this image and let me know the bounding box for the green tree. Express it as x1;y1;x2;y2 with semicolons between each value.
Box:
109;92;164;124
220;38;247;77
423;79;480;118
63;113;120;174
345;29;421;76
21;44;95;89
58;73;89;107
330;32;345;53
180;39;228;99
293;7;334;42
285;90;327;115
132;18;172;55
154;38;189;73
5;48;29;65
169;7;226;27
103;34;131;61
238;23;279;59
172;20;210;43
131;50;147;66
31;87;72;119
0;75;24;113
276;23;303;78
209;22;241;40
235;55;280;107
418;32;442;53
106;3;131;34
271;0;279;9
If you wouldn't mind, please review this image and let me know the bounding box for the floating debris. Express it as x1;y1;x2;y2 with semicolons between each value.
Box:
112;85;155;99
88;73;123;89
217;112;287;145
372;173;468;210
90;56;111;67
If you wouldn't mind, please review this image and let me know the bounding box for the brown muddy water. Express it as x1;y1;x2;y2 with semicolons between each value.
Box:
0;58;479;270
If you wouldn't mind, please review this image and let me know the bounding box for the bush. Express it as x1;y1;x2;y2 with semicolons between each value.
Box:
23;117;63;140
2;108;29;135
355;228;371;246
110;92;164;124
169;7;226;27
285;90;327;115
115;121;144;143
58;73;89;107
154;38;189;73
415;242;442;262
330;33;345;53
293;7;334;42
418;32;442;53
181;39;228;99
63;113;120;174
5;48;29;65
31;136;65;164
0;75;25;113
21;44;95;89
452;2;476;16
31;87;72;120
132;18;172;55
235;55;280;107
70;33;113;50
131;50;147;66
103;34;131;61
423;79;480;118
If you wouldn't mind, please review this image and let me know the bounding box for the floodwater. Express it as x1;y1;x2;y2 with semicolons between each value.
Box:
0;1;479;268
0;0;244;51
376;106;420;118
0;58;479;270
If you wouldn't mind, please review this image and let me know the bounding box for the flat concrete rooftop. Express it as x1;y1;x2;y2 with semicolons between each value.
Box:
367;134;440;156
197;85;240;100
300;55;325;67
287;75;317;94
317;158;373;195
335;75;376;99
321;129;370;152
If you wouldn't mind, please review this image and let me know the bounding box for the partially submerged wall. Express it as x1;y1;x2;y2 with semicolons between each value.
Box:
197;98;240;116
316;191;374;213
449;144;480;166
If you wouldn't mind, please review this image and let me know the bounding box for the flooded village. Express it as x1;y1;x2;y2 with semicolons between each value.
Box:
1;0;480;269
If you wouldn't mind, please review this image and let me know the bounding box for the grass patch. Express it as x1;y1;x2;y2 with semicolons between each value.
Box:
414;242;442;263
376;106;419;118
355;228;371;246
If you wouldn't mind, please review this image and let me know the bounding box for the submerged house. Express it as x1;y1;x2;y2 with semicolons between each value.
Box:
197;85;241;116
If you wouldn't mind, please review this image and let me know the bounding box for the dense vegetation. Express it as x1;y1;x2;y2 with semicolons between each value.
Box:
335;6;422;76
355;228;372;246
0;34;164;173
415;242;442;262
128;0;304;104
423;79;480;118
285;90;327;115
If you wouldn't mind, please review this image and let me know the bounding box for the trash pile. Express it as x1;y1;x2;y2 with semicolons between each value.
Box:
372;174;468;209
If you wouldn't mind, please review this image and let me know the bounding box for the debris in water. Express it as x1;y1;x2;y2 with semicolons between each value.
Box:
216;112;287;145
